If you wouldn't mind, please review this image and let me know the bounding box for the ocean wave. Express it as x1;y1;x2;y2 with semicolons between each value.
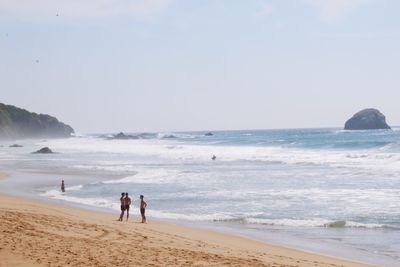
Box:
218;217;396;229
71;132;84;138
142;211;399;229
157;132;199;139
89;131;200;141
56;138;394;163
101;169;177;184
67;185;83;191
148;210;234;221
72;164;138;173
240;217;331;227
165;145;184;150
39;185;400;230
379;141;400;152
157;133;177;139
41;189;118;210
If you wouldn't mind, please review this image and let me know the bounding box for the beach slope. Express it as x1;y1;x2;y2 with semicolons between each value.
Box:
0;195;375;267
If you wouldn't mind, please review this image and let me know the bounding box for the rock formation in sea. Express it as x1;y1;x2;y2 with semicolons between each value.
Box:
0;103;74;139
108;132;139;140
33;147;54;154
205;132;213;136
9;144;23;148
344;108;391;130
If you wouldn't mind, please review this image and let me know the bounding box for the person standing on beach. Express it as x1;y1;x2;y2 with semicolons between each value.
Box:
140;195;147;223
125;192;131;221
118;192;126;221
61;180;65;193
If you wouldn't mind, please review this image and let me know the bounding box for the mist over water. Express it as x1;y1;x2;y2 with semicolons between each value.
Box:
1;128;400;266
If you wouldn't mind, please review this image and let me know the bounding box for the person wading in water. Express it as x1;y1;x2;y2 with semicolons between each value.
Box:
61;180;65;193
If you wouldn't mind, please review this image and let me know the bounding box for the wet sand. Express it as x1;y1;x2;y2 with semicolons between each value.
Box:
0;194;376;267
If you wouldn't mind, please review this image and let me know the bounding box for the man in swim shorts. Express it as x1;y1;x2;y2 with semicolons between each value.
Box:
125;192;131;221
140;195;147;223
118;192;126;221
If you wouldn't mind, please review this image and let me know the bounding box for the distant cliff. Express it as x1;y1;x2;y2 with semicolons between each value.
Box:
0;103;74;139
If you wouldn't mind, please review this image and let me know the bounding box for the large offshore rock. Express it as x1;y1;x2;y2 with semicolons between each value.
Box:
33;147;54;154
344;109;391;130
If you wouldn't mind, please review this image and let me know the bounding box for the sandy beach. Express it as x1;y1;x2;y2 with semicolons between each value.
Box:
0;194;376;267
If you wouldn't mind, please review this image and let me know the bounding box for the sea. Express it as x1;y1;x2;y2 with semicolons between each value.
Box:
0;128;399;266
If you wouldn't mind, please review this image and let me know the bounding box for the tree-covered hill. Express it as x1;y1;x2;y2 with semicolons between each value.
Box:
0;103;74;139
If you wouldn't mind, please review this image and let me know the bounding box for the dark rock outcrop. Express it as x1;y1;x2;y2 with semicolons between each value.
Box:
9;144;23;148
33;147;54;154
109;132;138;140
205;132;213;136
344;109;391;130
0;103;74;139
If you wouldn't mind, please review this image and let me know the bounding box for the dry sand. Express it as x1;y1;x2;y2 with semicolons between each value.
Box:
0;194;376;267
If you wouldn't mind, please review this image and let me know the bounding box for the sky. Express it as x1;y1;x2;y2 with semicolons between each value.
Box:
1;0;400;134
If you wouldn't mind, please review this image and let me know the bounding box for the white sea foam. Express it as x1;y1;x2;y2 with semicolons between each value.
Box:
38;136;400;179
41;189;118;210
148;210;235;221
102;169;178;184
67;185;83;191
246;218;391;229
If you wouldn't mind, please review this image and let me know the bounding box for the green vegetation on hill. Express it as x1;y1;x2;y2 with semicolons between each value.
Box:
0;103;74;139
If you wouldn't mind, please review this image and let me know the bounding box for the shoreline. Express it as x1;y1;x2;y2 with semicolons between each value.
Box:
0;193;376;267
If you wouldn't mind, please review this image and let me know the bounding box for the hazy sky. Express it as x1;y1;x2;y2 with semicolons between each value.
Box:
1;0;399;133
